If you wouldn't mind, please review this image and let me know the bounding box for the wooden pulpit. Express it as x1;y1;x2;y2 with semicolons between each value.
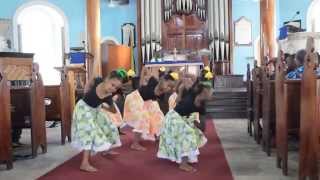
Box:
101;44;131;77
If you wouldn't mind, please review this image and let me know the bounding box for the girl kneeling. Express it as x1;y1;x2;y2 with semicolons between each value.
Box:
157;79;213;172
71;70;127;172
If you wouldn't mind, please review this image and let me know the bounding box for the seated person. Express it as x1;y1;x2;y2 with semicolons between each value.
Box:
286;49;306;79
285;54;297;74
266;58;276;80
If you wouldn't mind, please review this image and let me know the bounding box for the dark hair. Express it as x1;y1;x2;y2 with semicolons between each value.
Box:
162;71;175;81
295;49;307;66
192;80;212;96
107;70;127;83
284;53;291;60
158;70;166;78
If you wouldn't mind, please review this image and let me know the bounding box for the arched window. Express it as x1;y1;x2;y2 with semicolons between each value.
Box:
13;1;69;85
307;0;320;32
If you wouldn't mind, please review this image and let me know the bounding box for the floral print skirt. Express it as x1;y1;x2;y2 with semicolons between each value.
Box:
71;100;121;152
157;110;207;163
101;102;125;128
123;90;164;140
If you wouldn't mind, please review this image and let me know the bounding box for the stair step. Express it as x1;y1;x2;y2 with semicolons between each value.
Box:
208;87;248;119
213;95;247;99
207;99;247;105
208;112;247;119
206;107;247;112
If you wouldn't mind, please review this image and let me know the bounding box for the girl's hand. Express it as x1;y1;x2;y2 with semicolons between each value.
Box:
112;95;119;101
102;103;117;114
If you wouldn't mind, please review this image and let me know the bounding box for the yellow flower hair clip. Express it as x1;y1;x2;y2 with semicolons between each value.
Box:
204;71;214;80
159;66;166;72
204;66;210;72
169;72;179;80
127;69;136;77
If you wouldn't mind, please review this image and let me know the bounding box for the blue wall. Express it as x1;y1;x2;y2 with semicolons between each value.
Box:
0;0;137;49
2;0;313;76
232;0;260;78
278;0;312;31
232;0;313;78
101;0;137;44
0;0;86;47
101;0;138;69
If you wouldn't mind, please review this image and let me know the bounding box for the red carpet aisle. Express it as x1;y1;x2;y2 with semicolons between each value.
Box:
39;121;233;180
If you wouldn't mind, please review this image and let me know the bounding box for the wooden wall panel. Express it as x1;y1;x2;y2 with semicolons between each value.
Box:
101;45;131;77
162;14;208;50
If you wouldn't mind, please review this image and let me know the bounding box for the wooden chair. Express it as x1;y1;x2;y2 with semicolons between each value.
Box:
0;71;12;170
246;63;254;136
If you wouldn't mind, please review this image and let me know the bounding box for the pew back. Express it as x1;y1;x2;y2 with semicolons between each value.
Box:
0;72;12;169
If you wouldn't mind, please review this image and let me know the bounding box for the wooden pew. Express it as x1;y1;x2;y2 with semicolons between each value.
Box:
299;46;318;180
44;82;71;145
0;71;12;170
261;66;276;156
247;63;254;136
45;85;61;122
53;65;85;144
30;65;47;157
59;68;72;144
0;53;47;159
252;65;263;143
275;55;300;176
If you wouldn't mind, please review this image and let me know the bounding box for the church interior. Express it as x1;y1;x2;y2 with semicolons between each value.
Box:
0;0;320;179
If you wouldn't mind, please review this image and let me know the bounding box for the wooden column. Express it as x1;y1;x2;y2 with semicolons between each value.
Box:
260;0;276;64
87;0;101;78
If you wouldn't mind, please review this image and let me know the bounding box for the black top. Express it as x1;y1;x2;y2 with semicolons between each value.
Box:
174;92;206;117
82;77;113;108
138;76;159;101
181;88;193;99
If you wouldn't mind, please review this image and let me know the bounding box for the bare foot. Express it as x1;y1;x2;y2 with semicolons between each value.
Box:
179;163;197;173
130;143;147;151
101;150;120;157
80;164;98;172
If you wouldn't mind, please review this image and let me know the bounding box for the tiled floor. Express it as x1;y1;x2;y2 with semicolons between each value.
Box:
0;120;300;180
214;119;298;180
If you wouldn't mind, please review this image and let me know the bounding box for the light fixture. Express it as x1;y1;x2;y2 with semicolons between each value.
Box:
108;0;129;6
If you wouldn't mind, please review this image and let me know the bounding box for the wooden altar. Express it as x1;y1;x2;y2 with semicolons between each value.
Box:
144;60;204;76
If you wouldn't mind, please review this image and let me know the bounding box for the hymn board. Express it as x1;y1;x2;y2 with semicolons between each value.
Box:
137;0;232;75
